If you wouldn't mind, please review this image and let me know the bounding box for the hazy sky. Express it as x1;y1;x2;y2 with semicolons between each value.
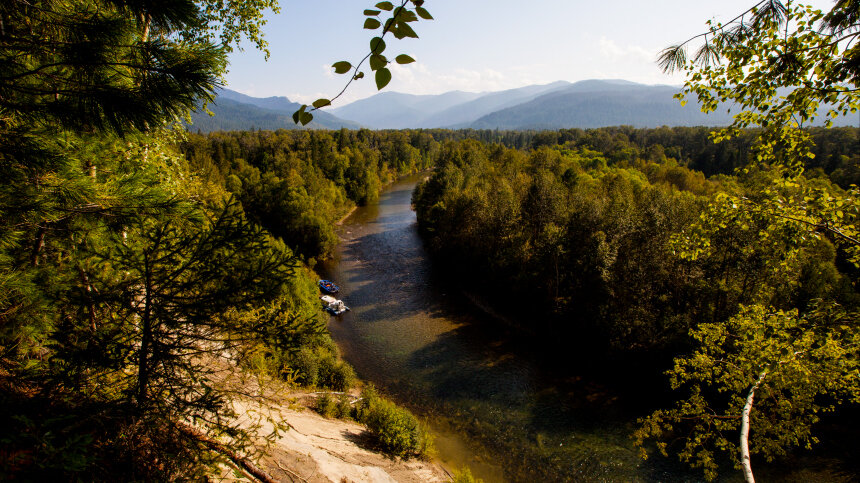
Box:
224;0;835;105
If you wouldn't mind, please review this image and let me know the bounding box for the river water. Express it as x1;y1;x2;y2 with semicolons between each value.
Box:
319;174;674;482
316;173;859;483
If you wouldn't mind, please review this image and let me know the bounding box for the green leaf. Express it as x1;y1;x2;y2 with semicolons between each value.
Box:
370;54;388;71
312;98;331;109
395;54;415;64
375;1;394;11
364;9;381;16
392;21;418;39
332;61;352;74
415;6;433;19
397;9;419;22
375;68;392;90
353;71;365;80
299;111;313;126
370;37;386;53
364;18;381;29
292;105;306;124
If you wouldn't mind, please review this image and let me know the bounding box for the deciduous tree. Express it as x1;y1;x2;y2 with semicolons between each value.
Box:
637;2;860;481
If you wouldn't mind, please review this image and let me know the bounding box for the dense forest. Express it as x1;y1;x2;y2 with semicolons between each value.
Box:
181;129;438;259
0;1;440;479
412;126;860;478
2;0;858;480
413;129;859;350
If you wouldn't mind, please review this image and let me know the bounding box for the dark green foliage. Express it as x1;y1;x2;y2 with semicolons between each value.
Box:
316;352;357;392
0;382;221;481
0;0;333;479
411;128;859;479
313;393;353;420
354;386;432;458
180;128;437;258
290;347;321;386
642;3;860;478
314;392;338;418
281;343;357;391
393;126;858;181
336;394;353;419
412;134;860;355
0;0;224;134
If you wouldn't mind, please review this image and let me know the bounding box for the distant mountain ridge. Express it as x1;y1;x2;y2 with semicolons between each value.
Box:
188;88;361;132
418;81;572;128
328;90;485;129
189;80;858;133
470;82;736;129
327;79;735;130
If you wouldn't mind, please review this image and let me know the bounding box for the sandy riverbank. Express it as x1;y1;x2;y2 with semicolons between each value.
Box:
213;373;450;483
335;206;358;226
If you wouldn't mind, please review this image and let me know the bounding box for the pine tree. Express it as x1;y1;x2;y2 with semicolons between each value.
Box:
0;1;320;479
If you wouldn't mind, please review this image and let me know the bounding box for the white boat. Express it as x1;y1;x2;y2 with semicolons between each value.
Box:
320;295;349;315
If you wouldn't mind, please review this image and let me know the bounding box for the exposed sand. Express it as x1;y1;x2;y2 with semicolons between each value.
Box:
214;375;450;483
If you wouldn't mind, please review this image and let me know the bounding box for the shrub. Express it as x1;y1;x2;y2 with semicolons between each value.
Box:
354;386;432;458
290;347;319;386
336;394;353;420
314;392;337;419
316;353;356;392
453;467;484;483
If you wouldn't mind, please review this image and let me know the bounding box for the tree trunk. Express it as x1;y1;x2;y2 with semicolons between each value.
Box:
141;14;151;42
30;225;46;266
175;422;277;483
137;255;153;407
741;368;768;483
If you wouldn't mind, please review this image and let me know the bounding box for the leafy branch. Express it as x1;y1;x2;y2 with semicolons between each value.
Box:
292;0;432;125
658;0;787;73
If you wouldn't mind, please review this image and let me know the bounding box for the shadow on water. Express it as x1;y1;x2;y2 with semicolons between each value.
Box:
318;174;698;482
318;174;856;482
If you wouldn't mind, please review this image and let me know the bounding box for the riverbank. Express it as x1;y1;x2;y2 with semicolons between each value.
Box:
216;370;450;483
335;206;358;226
317;174;860;483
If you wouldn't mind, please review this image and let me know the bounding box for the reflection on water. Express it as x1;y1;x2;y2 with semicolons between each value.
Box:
319;174;673;482
317;174;860;483
321;175;538;481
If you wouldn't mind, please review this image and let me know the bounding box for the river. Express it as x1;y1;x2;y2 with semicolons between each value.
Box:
315;172;860;483
319;173;676;482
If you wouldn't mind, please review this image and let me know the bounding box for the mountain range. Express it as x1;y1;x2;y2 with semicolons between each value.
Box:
188;80;857;133
188;88;361;132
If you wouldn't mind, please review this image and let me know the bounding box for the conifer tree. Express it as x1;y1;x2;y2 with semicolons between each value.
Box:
0;1;327;479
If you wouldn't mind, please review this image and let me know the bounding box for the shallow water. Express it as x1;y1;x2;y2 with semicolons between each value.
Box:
317;173;858;483
319;174;677;482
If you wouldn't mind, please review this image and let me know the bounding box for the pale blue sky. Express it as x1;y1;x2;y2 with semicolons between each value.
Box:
225;0;835;105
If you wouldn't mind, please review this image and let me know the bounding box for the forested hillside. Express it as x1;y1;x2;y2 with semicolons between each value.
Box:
181;129;438;258
412;126;860;478
0;1;435;479
413;132;860;351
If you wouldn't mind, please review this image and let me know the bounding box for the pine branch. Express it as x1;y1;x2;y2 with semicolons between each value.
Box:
175;421;278;483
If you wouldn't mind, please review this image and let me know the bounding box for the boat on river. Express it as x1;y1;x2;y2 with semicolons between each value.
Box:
320;295;349;315
318;279;339;294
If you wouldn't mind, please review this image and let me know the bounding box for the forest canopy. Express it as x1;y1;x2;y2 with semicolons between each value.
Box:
1;0;858;480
